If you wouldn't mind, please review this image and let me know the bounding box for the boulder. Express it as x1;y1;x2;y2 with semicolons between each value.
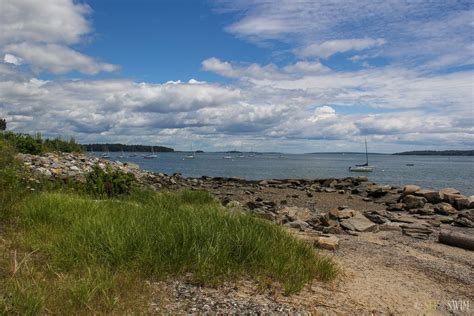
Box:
469;196;474;209
443;192;464;205
403;185;421;195
340;213;378;232
315;236;340;250
439;187;460;198
433;202;457;215
454;197;470;210
402;195;426;209
414;189;442;203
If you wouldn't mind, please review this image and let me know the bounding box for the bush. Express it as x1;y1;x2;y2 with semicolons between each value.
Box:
85;165;136;198
0;131;83;154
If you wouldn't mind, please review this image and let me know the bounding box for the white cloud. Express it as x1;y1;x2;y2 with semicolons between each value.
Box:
3;53;23;65
4;43;119;74
0;0;118;74
298;38;385;58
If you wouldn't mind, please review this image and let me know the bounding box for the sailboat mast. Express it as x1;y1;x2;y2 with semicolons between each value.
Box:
365;138;369;165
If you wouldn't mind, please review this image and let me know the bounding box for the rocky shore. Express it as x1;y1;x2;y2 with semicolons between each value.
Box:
19;152;474;314
20;152;474;244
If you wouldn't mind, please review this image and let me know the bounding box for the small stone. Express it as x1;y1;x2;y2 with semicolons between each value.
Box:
285;220;309;230
315;236;340;250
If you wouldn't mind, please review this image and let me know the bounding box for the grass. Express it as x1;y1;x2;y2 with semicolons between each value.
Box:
1;189;337;314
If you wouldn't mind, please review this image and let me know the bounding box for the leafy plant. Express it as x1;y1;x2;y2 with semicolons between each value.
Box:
85;165;135;198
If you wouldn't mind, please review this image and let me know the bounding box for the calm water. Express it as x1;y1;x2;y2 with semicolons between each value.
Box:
100;152;474;195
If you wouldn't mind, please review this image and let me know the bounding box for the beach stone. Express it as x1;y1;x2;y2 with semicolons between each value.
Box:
402;195;426;209
281;206;313;222
454;197;470;210
403;185;421;195
414;189;442;203
364;211;391;224
439;187;460;198
315;236;340;250
340;213;378;232
285;220;310;230
379;222;402;231
433;202;457;215
401;224;433;239
469;196;474;209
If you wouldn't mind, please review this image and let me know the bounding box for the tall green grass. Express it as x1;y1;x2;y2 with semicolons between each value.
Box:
1;189;337;313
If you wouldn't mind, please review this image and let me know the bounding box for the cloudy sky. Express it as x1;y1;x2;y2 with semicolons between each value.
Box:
0;0;473;153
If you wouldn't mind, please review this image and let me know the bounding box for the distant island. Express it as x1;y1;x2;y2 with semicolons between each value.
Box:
393;150;474;156
83;143;174;152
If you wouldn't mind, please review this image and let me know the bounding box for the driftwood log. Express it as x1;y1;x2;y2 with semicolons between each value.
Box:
439;230;474;251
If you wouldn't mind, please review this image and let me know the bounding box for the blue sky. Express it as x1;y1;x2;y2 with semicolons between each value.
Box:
0;0;473;153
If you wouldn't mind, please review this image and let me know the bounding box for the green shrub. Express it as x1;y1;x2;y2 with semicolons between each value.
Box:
0;131;83;154
85;165;135;198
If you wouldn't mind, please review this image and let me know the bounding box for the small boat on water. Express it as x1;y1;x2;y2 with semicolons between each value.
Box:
349;139;374;172
144;146;158;159
406;163;414;166
100;146;110;159
118;148;125;159
183;143;195;159
223;155;233;159
129;153;137;157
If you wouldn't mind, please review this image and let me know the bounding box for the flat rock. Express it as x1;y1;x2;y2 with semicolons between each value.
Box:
341;213;378;232
379;222;402;231
315;235;340;250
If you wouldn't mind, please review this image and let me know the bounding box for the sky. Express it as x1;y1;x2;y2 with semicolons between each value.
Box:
0;0;473;153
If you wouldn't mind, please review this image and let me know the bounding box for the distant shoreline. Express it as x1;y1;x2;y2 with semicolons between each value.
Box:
392;150;473;156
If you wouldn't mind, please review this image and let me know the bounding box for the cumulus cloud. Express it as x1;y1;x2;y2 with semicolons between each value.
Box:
298;38;385;59
0;0;118;74
4;43;119;74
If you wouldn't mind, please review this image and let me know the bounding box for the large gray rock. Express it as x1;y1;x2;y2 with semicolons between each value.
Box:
402;195;426;209
341;213;378;232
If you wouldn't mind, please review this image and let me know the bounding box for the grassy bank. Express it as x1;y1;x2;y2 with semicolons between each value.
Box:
0;138;337;314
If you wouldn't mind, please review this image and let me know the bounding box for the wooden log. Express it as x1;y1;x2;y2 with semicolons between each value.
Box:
439;230;474;251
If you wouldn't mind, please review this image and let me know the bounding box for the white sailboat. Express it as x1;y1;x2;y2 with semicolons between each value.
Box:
184;143;195;159
144;146;158;159
349;139;374;172
118;147;125;158
100;146;110;158
238;143;245;158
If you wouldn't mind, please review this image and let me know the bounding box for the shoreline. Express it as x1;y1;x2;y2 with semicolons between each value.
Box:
18;151;474;313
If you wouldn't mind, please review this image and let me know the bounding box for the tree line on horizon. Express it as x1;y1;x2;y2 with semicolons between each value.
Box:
84;143;174;153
